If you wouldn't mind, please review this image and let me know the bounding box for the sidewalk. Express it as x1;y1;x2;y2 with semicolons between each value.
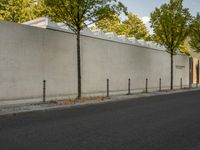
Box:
0;88;199;116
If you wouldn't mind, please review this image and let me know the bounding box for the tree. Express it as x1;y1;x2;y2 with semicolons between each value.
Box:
34;0;52;18
189;13;200;53
44;0;127;99
0;0;37;23
34;0;45;18
150;0;192;90
95;12;150;40
95;14;122;35
120;13;149;39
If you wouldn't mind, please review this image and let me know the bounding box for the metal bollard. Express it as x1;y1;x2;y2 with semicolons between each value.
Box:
196;82;198;88
159;78;162;92
128;78;131;95
180;78;182;89
43;80;46;103
145;78;148;93
107;79;109;97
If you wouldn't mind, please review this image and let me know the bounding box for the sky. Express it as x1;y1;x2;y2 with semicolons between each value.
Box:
120;0;200;34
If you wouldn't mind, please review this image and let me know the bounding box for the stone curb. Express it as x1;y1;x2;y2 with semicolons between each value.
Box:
0;88;199;117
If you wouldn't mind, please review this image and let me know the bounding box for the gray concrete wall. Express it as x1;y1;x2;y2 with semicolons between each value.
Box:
82;36;189;94
0;20;189;101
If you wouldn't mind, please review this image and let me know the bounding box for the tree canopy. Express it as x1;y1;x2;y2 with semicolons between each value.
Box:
45;0;127;33
34;0;46;18
0;0;39;23
150;0;192;54
94;14;122;35
120;13;149;39
95;12;150;40
189;13;200;53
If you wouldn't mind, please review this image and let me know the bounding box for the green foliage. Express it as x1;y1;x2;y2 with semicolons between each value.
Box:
150;0;192;54
179;42;190;56
34;0;53;18
120;13;149;39
95;12;150;40
34;0;46;18
44;0;127;33
0;0;38;23
189;13;200;53
95;14;122;34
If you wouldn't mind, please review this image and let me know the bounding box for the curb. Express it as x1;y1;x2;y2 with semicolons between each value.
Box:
0;88;199;117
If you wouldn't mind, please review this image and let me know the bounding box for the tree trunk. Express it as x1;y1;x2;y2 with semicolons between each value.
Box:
77;30;81;99
170;51;174;90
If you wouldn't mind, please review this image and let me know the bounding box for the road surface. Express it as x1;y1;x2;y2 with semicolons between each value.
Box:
0;90;200;150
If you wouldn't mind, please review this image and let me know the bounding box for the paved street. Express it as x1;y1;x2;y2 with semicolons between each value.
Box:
0;90;200;150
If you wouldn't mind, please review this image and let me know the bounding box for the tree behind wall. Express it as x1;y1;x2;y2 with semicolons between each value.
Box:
150;0;192;90
94;14;122;35
44;0;127;99
95;12;150;40
189;13;200;53
120;13;150;40
0;0;38;23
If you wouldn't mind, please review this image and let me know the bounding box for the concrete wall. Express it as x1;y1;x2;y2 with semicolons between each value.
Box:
82;36;189;93
0;20;189;101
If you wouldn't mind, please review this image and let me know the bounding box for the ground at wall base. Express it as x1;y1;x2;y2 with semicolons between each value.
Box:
0;87;199;117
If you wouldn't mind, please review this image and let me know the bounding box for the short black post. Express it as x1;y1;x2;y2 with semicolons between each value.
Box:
159;78;162;92
43;80;46;103
196;82;198;88
107;79;109;97
145;78;148;93
180;78;182;89
128;78;131;95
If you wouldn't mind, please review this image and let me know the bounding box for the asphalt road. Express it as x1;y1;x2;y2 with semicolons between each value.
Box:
0;91;200;150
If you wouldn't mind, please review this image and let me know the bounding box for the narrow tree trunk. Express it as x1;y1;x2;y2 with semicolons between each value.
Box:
77;29;81;99
170;51;174;90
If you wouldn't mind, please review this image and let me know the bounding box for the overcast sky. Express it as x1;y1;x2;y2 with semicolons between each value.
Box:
120;0;200;34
